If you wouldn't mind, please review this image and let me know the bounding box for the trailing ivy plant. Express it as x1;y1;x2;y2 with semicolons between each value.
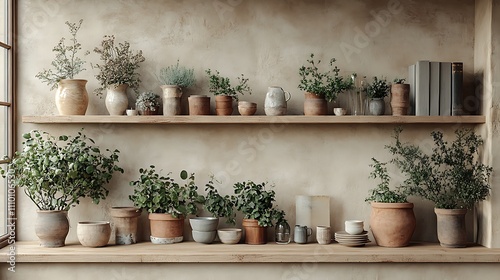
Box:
158;60;196;88
203;177;236;225
367;76;390;99
0;130;123;211
205;69;251;100
365;158;408;203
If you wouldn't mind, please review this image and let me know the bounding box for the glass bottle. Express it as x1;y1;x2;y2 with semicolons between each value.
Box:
275;220;291;244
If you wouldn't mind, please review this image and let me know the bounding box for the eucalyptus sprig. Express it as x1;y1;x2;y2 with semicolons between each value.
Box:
205;69;251;101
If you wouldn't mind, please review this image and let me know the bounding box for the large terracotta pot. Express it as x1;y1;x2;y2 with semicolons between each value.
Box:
304;92;327;115
105;84;129;115
215;95;234;116
55;79;89;115
161;85;182;116
110;207;142;245
149;213;184;244
369;202;416;247
34;210;70;248
188;95;211;115
242;218;267;245
434;208;467;248
390;84;410;116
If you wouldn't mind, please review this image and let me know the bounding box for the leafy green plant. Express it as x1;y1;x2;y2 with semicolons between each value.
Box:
203;177;236;225
393;78;406;84
0;130;123;211
298;53;349;102
386;127;492;209
136;91;161;112
365;158;408;203
129;167;204;217
232;181;285;227
205;69;251;100
35;19;88;90
158;60;196;88
92;35;146;97
367;76;390;99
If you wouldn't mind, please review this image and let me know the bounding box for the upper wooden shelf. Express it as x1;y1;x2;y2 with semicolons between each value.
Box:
22;115;486;124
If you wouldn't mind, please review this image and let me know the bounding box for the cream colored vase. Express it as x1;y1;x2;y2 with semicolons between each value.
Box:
55;79;89;115
161;85;182;116
35;210;70;248
105;84;129;115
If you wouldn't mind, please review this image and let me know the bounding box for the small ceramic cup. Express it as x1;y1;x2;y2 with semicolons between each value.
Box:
333;107;347;116
126;109;138;116
345;220;364;235
316;225;331;245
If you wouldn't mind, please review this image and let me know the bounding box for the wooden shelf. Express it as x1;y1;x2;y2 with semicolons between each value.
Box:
22;115;486;124
1;241;499;263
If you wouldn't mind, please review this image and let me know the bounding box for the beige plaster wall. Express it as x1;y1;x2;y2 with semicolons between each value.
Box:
14;0;485;248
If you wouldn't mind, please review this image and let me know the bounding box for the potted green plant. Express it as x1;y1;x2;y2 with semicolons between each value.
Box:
158;60;196;116
135;91;161;115
298;53;348;115
386;127;492;247
365;158;416;247
390;78;410;116
232;181;285;245
0;130;123;247
366;76;390;115
205;69;252;116
129;166;204;244
35;19;89;116
92;35;146;115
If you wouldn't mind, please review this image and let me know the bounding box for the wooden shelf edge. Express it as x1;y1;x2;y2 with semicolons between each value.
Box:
22;115;486;125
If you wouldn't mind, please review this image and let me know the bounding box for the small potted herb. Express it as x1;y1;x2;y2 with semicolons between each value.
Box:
205;69;252;116
390;78;410;116
158;60;196;116
135;91;161;115
366;76;390;115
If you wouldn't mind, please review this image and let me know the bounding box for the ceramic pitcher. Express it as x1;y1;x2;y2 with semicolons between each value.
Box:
294;225;312;244
265;86;291;116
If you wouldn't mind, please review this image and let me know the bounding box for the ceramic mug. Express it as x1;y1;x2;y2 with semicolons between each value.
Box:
345;220;364;235
316;226;331;245
334;107;347;116
294;225;312;244
126;109;138;116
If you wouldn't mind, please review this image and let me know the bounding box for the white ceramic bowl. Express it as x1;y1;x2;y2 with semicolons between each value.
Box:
192;230;217;244
345;220;364;235
189;217;219;232
77;221;111;247
217;228;242;244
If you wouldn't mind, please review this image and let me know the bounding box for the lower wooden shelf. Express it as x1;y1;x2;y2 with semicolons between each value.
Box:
1;241;499;263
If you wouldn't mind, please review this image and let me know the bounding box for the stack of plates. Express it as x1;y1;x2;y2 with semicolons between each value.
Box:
334;231;370;247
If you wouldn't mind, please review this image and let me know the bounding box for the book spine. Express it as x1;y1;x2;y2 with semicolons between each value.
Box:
452;62;464;116
408;64;416;115
429;62;440;116
439;62;452;116
415;60;430;116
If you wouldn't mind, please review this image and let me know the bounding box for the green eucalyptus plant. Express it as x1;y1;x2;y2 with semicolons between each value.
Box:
136;91;161;112
203;177;236;225
129;167;204;218
365;158;408;203
35;19;88;90
205;69;251;100
92;35;146;97
367;76;390;99
0;130;123;211
158;60;196;88
232;181;285;227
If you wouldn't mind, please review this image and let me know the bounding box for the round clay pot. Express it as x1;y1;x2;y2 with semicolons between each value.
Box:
55;79;89;115
35;210;70;248
304;92;327;115
369;98;385;115
149;213;184;244
217;228;242;244
390;84;410;116
215;95;234;116
161;85;182;116
369;202;416;247
434;208;467;248
110;207;142;245
242;219;267;245
77;221;112;247
188;95;211;115
238;101;257;116
105;84;129;115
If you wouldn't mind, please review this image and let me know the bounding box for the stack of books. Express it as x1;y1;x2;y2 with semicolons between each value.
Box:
408;61;463;116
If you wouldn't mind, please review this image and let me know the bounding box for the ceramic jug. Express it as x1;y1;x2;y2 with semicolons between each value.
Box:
265;86;291;116
294;225;312;244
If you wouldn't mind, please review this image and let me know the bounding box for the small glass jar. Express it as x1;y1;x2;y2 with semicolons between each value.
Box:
275;220;291;244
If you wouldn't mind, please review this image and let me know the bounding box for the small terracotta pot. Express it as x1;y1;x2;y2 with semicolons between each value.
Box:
242;219;267;245
370;202;416;247
149;213;184;244
110;207;142;245
139;107;159;115
188;95;211;115
434;208;467;248
390;84;410;116
304;92;327;115
215;95;234;116
238;101;257;116
35;210;70;248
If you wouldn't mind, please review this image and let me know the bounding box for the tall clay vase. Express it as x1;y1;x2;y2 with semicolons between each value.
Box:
215;95;234;116
105;84;129;115
35;210;70;248
149;213;184;244
369;98;385;115
161;85;182;116
188;95;211;115
369;202;416;247
55;79;89;115
434;208;467;248
390;84;410;116
242;219;267;245
110;207;142;245
304;92;328;115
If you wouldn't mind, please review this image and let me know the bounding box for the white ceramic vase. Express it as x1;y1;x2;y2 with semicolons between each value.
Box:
55;79;89;115
105;84;129;115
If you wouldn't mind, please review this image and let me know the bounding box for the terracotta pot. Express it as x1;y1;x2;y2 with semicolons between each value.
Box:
77;221;111;247
242;219;267;245
34;210;70;248
304;92;327;115
238;101;257;116
188;95;211;115
215;95;234;116
390;84;410;116
149;213;184;244
434;208;467;248
55;79;89;115
110;207;142;245
139;107;159;115
161;85;182;116
105;84;129;115
369;202;416;247
369;98;385;115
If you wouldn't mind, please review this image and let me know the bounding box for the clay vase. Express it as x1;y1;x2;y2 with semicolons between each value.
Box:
215;95;234;116
242;219;267;245
369;202;416;247
390;84;410;116
34;210;70;248
434;208;467;248
105;84;129;115
161;85;182;116
55;79;89;115
149;213;184;244
369;98;385;115
304;92;328;115
77;221;112;247
110;207;142;245
188;95;211;115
